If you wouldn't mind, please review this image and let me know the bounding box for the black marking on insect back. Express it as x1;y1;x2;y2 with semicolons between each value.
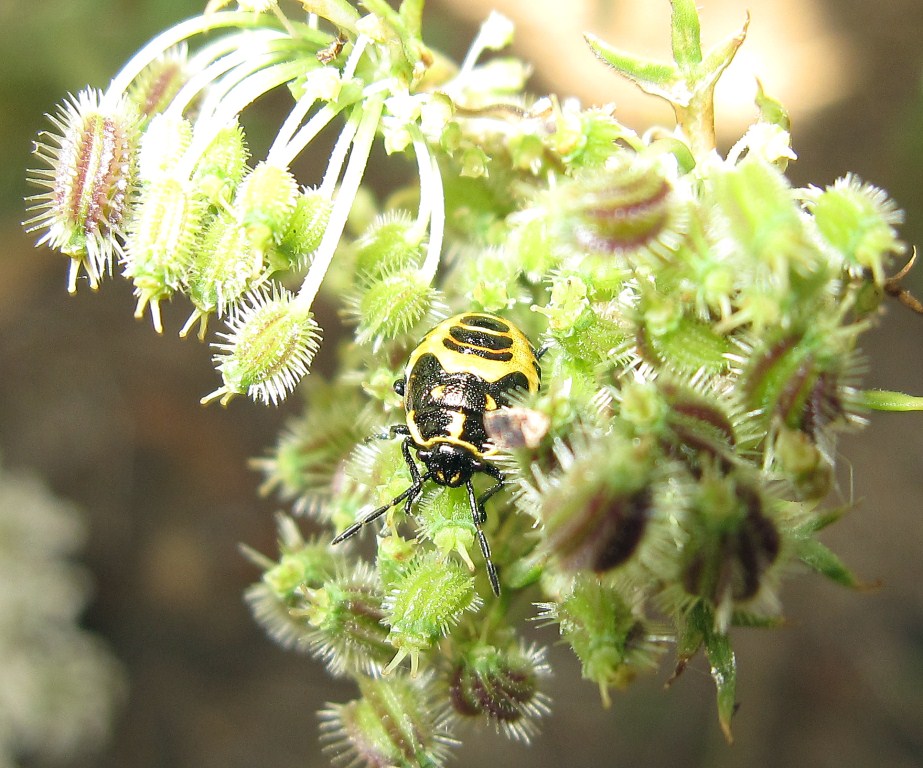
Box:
460;314;510;333
449;324;514;352
407;354;529;453
443;337;514;361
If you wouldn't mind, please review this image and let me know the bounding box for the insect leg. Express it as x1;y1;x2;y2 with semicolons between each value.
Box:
475;464;505;524
466;478;501;596
331;480;422;544
332;436;428;544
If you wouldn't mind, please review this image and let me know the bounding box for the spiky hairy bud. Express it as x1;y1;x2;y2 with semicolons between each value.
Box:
180;209;260;339
354;211;425;280
415;486;478;572
677;466;783;630
448;641;551;741
802;173;906;286
192;122;250;206
233;162;299;253
383;551;482;676
556;153;689;260
125;46;189;122
203;285;322;406
529;428;662;574
271;188;332;270
319;675;458;768
123;174;207;332
352;270;444;348
537;574;667;707
25;89;141;293
137;114;192;181
292;563;394;675
252;380;377;515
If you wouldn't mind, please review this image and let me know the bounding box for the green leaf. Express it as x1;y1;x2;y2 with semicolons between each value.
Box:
703;620;737;744
861;389;923;411
755;79;790;131
670;0;703;70
678;602;736;742
698;13;749;91
584;33;678;94
796;538;863;589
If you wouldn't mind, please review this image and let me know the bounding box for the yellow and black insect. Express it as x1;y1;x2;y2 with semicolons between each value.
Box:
333;312;543;595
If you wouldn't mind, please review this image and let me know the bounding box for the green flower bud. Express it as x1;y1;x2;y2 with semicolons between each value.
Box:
448;641;551;742
353;270;442;347
244;515;342;649
181;209;260;338
252;380;376;515
802;173;906;285
635;296;730;375
537;574;666;707
294;563;394;675
708;157;814;274
737;325;863;440
126;46;189;122
202;285;322;406
534;429;658;574
679;468;782;628
416;486;477;572
271;187;332;270
124;175;207;332
557;154;688;260
233;162;299;251
319;675;457;768
192;122;249;206
383;551;481;676
26;89;140;292
354;211;424;280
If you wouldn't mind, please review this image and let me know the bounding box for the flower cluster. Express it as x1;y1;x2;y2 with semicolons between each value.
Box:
27;1;922;766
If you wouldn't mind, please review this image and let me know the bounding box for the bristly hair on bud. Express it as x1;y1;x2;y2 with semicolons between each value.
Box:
382;550;482;677
448;640;551;742
25;88;141;293
202;284;322;406
319;674;458;768
801;173;907;286
125;44;190;123
288;561;395;676
123;174;208;333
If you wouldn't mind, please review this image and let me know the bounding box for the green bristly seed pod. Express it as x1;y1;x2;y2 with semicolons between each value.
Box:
271;187;332;270
124;174;207;333
354;211;424;280
181;209;261;338
538;574;665;708
801;173;906;285
295;565;394;675
203;286;321;406
383;551;481;676
679;468;782;622
126;47;189;122
233;162;299;252
448;641;551;741
193;122;250;206
354;269;441;347
319;675;457;768
26;89;141;292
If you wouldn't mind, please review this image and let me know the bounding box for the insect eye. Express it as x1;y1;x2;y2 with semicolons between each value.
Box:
393;377;406;396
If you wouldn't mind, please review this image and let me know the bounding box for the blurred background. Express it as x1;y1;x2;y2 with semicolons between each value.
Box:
1;1;922;766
